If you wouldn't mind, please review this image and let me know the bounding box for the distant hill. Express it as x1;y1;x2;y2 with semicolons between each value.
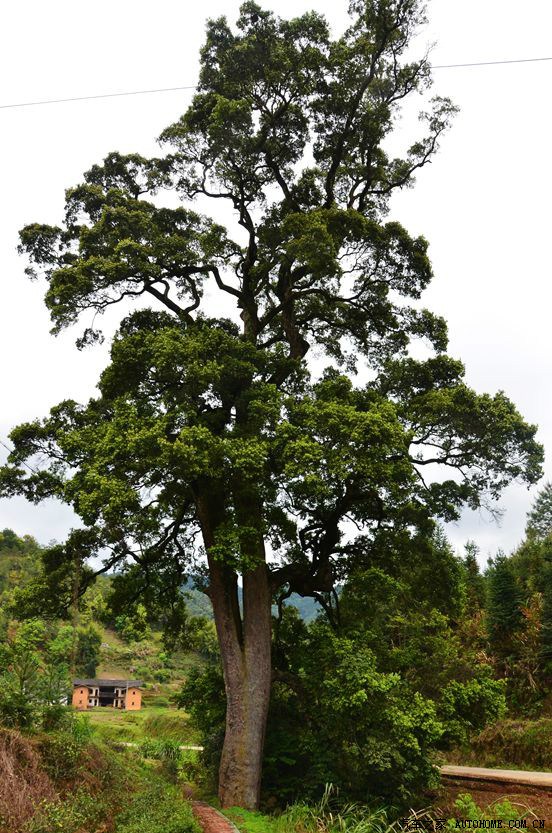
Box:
283;594;322;622
183;580;321;623
0;530;322;625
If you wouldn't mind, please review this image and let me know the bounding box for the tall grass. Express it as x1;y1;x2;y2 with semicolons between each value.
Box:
139;737;182;761
272;786;405;833
144;712;197;743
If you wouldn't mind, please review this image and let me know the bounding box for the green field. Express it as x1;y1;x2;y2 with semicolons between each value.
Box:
86;705;200;745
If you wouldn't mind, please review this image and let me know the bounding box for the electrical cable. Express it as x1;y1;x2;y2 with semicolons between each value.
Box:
0;438;39;474
0;84;197;111
1;55;552;111
433;56;552;68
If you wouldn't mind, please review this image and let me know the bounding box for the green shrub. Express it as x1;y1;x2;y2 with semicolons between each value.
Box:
38;732;84;782
115;781;199;833
448;792;528;826
39;705;68;732
177;748;202;785
25;788;106;833
438;676;506;746
0;684;36;729
69;713;94;744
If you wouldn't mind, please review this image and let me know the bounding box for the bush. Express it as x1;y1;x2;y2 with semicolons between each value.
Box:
25;788;106;833
450;792;528;825
265;633;443;804
40;705;68;733
0;685;36;729
38;731;84;783
115;781;199;833
438;676;506;746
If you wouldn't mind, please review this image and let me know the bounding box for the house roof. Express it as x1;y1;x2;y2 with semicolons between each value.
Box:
72;679;143;688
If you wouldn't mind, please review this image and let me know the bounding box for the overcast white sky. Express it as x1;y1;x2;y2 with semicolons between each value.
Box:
1;0;550;564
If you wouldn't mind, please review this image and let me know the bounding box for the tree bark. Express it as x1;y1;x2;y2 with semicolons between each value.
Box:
196;490;272;810
217;561;272;809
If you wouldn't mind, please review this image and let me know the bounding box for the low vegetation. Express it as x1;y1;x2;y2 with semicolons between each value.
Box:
0;719;199;833
226;796;395;833
449;719;552;771
224;790;531;833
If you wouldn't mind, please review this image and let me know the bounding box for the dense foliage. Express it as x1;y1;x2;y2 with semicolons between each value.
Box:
179;527;507;807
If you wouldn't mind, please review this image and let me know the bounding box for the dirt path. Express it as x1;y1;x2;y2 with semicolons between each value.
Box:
192;801;239;833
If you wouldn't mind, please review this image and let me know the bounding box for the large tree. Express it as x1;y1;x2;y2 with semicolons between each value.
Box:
0;0;542;808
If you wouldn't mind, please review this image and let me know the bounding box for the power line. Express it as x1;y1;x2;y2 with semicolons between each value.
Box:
0;438;39;474
0;84;197;111
433;56;552;69
0;55;551;112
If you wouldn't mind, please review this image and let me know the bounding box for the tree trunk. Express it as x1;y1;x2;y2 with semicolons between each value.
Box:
217;562;272;809
196;491;272;810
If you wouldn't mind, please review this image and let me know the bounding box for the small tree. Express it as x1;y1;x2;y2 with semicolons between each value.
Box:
486;554;524;659
0;0;542;807
539;556;552;677
115;604;150;644
527;482;552;540
464;540;486;611
76;626;102;676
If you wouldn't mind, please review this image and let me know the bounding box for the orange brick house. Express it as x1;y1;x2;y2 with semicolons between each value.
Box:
72;679;143;710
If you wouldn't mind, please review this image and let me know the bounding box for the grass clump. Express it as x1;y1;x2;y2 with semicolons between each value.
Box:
226;792;533;833
140;737;182;761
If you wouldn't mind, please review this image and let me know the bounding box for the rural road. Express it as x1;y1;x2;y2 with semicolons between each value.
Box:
441;766;552;788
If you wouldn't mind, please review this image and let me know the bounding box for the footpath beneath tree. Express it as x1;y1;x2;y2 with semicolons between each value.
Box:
192;802;239;833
